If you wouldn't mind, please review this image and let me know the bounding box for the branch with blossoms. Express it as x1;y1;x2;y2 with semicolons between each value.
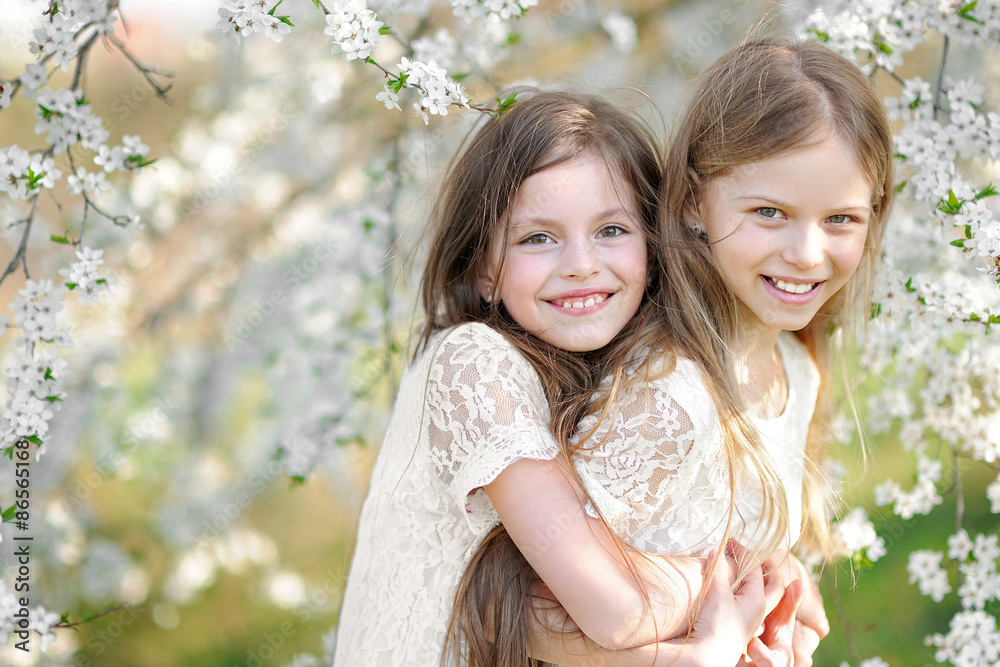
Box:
0;0;167;652
1;0;161;457
217;0;529;123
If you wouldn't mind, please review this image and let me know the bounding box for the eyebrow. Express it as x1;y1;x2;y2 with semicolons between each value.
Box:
735;195;871;214
510;208;637;229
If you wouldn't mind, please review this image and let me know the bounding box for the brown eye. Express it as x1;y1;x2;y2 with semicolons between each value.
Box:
599;225;626;238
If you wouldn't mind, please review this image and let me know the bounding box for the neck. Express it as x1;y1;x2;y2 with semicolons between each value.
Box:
733;327;786;419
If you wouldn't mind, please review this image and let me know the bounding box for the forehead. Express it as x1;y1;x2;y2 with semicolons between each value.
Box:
510;154;637;223
705;135;873;210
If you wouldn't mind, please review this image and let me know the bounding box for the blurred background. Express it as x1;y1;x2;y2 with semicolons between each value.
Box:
0;0;998;665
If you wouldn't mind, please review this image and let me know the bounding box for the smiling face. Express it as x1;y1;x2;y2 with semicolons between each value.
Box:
692;133;873;341
479;152;647;352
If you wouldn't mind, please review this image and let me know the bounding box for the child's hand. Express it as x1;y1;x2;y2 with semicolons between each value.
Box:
742;577;803;666
685;545;767;667
760;552;829;665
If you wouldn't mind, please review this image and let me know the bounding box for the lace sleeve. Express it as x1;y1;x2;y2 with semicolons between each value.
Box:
425;323;559;532
573;359;731;554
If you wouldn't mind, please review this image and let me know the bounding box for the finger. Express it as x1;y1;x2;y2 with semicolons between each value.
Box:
760;579;804;646
762;567;787;616
745;636;792;667
792;620;821;666
795;578;830;638
786;555;830;638
733;563;767;626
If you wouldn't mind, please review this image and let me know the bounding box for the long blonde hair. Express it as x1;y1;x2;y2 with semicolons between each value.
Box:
656;36;894;561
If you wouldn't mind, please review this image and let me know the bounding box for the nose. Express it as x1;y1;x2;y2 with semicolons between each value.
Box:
782;222;826;269
561;237;601;279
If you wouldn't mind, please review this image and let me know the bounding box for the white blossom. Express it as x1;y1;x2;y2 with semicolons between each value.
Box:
325;1;384;61
602;12;638;54
28;607;60;652
908;550;952;602
832;507;886;561
449;0;537;24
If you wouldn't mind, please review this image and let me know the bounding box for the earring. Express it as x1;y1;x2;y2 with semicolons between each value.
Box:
484;292;493;304
690;224;703;235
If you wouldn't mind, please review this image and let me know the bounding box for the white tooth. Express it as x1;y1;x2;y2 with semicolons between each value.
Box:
584;298;595;307
595;295;605;303
562;302;572;308
572;301;585;309
773;279;813;294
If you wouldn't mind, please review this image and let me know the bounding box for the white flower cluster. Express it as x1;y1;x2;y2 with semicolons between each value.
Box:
0;145;62;200
0;581;62;651
449;0;537;24
29;13;79;71
217;0;292;44
1;280;71;453
907;531;1000;661
379;57;469;124
799;0;1000;75
34;87;110;155
325;0;384;61
909;549;952;602
59;246;114;304
831;507;887;562
95;135;151;174
874;455;944;520
929;610;1000;666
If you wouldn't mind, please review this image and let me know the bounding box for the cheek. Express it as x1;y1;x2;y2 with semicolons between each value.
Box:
838;236;869;278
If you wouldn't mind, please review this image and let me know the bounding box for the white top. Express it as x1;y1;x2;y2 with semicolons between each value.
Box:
573;332;820;556
333;324;818;666
332;322;559;667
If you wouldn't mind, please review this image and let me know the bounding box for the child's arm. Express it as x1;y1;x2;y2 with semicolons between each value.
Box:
485;457;707;650
525;552;790;667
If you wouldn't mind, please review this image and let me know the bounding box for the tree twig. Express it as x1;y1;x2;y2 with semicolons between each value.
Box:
104;33;173;101
932;35;950;121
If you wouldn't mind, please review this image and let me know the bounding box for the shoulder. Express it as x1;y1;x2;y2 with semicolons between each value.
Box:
425;323;532;374
422;322;546;400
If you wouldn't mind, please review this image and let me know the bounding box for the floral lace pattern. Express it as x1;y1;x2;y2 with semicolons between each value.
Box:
333;323;558;666
574;332;820;556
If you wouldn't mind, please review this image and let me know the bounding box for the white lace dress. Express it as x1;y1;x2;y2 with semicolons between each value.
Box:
573;332;820;556
332;322;560;667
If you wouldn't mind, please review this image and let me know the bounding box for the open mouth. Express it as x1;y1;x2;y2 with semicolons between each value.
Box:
549;293;611;309
764;277;818;295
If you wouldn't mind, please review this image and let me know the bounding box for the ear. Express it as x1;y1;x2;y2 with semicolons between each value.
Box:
477;263;496;303
683;168;703;231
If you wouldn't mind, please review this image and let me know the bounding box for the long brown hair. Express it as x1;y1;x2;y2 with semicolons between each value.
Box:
422;91;665;667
